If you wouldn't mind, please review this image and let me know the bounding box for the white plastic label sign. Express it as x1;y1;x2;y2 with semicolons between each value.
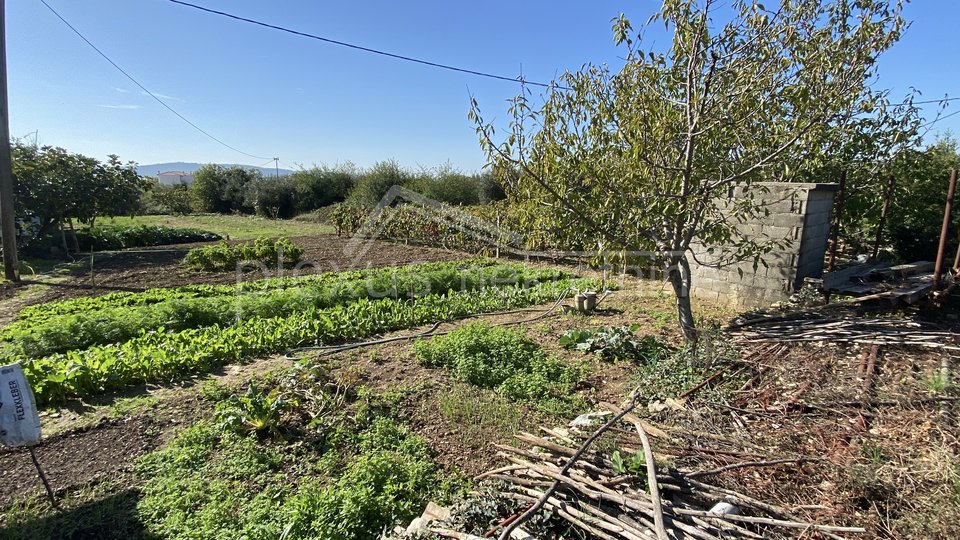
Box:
0;363;42;447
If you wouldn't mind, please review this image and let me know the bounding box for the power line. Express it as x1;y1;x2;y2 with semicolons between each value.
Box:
165;0;564;90
39;0;273;161
920;108;960;129
913;96;959;105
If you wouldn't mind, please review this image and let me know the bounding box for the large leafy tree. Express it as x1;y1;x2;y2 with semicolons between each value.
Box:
471;0;908;342
12;143;144;236
189;164;262;213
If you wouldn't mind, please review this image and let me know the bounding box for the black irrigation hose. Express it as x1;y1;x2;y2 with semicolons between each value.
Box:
283;289;579;361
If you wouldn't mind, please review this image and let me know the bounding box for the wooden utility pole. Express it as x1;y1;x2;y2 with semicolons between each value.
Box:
0;0;18;281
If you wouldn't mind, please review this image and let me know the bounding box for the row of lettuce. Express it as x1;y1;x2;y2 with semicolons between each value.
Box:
4;258;599;405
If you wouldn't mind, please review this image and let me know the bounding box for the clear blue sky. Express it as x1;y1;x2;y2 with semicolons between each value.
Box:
8;0;960;172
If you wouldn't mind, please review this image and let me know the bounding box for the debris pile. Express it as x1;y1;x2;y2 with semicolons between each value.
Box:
402;398;866;540
729;314;959;351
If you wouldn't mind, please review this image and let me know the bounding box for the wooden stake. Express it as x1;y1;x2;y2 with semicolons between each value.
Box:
29;446;58;509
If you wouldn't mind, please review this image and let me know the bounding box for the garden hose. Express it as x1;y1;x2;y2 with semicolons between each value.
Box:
283;289;572;361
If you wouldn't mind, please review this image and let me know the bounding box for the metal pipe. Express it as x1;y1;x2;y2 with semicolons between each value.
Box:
933;168;957;290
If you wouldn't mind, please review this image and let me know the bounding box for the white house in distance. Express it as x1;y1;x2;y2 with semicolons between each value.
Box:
156;171;195;185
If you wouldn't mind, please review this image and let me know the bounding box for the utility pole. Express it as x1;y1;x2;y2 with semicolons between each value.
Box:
0;0;19;282
274;157;279;179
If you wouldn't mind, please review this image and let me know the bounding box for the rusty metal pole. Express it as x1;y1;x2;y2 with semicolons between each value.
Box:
871;174;896;260
933;169;957;290
826;170;846;272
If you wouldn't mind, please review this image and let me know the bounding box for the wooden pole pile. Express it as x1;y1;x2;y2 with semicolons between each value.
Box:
731;316;959;351
427;414;865;540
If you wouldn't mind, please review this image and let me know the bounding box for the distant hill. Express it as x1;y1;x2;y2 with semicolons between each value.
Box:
138;162;294;178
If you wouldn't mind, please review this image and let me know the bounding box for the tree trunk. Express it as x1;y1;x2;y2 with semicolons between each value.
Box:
667;255;698;345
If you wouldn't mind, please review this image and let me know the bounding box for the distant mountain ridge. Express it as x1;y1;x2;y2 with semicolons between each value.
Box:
137;162;294;177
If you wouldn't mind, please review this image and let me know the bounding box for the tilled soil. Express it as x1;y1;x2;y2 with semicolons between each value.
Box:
0;234;463;312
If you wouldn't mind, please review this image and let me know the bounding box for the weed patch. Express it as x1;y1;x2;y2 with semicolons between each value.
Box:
135;376;457;540
414;323;586;414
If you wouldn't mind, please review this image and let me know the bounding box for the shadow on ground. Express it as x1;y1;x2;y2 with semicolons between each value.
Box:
0;489;156;540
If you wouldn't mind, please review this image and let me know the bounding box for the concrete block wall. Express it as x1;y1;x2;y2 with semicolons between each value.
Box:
689;182;838;308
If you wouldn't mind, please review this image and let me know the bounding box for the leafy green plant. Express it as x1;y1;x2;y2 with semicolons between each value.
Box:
414;323;586;413
215;383;289;437
611;449;649;479
78;224;220;250
182;237;304;271
560;325;667;363
11;258;498;324
24;277;599;404
1;262;569;359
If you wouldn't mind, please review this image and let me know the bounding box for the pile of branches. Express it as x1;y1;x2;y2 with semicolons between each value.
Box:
730;314;959;351
423;401;865;540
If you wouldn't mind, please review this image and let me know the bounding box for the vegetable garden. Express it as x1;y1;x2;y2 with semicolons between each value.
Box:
3;258;598;404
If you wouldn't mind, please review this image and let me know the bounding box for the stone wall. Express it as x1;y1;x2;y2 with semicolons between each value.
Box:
689;182;838;308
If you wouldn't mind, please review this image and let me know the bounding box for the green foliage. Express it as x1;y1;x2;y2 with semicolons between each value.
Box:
886;138;960;259
12;142;145;238
136;385;453;540
409;163;505;206
77;224;220;250
23;276;596;404
189;164;262;213
10;258;498;323
182;237;304;271
346;160;412;206
439;385;522;435
291;165;356;210
329;201;520;254
471;0;911;338
215;382;290;437
633;329;740;401
0;262;565;359
610;449;649;479
141;180;193;215
560;325;668;363
247;175;299;219
413;323;585;413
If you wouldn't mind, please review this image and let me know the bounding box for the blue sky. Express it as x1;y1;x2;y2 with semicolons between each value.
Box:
8;0;960;172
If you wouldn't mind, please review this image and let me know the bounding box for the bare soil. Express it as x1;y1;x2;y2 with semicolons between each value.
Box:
0;234;463;319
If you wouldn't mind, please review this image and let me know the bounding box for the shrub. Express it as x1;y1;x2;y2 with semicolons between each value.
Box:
291;166;356;211
346;160;412;206
411;164;491;206
189;164;261;213
182;237;304;271
413;323;585;413
141;182;193;214
77;224;220;250
246;176;298;218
